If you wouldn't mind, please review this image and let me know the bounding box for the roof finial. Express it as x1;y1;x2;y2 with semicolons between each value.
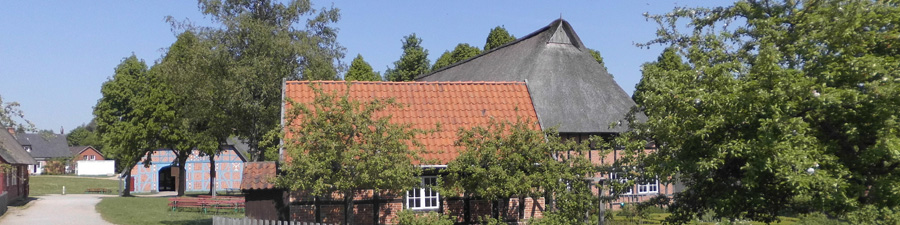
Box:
559;13;562;20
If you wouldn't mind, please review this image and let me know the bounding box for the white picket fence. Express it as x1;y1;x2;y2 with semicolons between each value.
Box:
212;217;333;225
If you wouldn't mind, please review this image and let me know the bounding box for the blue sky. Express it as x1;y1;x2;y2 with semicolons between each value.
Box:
0;0;722;132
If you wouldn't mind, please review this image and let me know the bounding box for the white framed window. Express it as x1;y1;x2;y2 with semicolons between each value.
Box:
406;176;440;210
84;155;96;160
23;145;31;152
637;178;659;194
609;173;632;195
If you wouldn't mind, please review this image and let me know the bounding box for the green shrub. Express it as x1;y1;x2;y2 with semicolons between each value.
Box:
845;205;900;225
396;210;455;225
796;212;845;225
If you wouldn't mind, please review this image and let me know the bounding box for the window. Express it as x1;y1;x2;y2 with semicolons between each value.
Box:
23;145;31;152
637;178;659;194
406;176;440;210
84;155;96;160
609;172;632;195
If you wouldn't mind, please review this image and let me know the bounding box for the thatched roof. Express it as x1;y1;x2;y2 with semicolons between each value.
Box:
417;19;638;133
0;128;38;165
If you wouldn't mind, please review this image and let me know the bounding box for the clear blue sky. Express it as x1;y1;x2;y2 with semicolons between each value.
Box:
0;0;722;132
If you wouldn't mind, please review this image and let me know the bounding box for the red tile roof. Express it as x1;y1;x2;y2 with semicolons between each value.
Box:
283;81;540;165
241;161;277;190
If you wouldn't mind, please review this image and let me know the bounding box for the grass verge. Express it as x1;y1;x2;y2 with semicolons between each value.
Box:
29;175;119;196
97;196;242;225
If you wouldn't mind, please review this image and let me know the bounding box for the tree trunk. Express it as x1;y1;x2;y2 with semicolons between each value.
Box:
464;192;471;223
344;191;355;225
121;167;133;197
209;153;217;197
177;151;189;196
598;181;606;225
491;199;500;219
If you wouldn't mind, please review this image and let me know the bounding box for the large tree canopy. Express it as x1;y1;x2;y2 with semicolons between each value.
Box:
628;0;900;223
385;33;430;81
155;30;228;196
191;0;345;160
94;55;182;196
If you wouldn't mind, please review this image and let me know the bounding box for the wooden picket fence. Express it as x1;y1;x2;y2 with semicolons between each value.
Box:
212;216;333;225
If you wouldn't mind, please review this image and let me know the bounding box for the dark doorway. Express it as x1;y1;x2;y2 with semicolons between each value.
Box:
158;166;176;191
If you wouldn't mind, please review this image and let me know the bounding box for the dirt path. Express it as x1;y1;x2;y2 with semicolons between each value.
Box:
0;194;114;225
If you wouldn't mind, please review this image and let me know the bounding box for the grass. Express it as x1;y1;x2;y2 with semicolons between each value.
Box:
607;214;802;224
97;196;243;225
29;175;120;196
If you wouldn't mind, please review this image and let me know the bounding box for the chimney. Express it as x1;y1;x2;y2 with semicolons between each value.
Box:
60;126;65;135
6;127;14;135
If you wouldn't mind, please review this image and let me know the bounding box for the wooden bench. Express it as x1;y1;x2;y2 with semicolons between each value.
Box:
168;197;208;213
209;198;245;213
84;188;111;194
169;196;245;214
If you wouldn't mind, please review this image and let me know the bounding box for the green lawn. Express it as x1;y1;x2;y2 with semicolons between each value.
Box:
29;175;120;196
97;196;242;225
607;214;802;224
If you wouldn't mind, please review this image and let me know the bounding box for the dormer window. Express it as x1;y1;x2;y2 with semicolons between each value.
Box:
23;145;31;152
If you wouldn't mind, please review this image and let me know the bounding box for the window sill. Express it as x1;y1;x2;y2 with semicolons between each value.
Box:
406;208;441;213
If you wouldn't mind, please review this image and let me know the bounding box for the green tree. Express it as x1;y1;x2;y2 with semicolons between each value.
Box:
345;54;381;81
276;83;429;225
385;33;430;81
633;47;689;105
195;0;346;161
156;31;228;196
484;26;516;51
431;43;481;71
66;120;103;152
628;0;900;223
440;117;596;223
94;55;183;196
587;48;611;77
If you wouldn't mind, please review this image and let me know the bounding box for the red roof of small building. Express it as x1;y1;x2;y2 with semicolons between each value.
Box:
241;161;277;190
283;81;540;165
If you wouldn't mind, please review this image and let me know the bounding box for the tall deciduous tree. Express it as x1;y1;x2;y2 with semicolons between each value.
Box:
628;0;900;223
196;0;346;161
385;33;430;81
345;54;381;81
156;31;228;196
431;43;481;71
484;26;516;51
440;117;596;223
95;55;183;196
276;83;428;225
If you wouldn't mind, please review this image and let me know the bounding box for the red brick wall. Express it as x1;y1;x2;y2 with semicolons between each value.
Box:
2;165;28;200
286;190;548;225
73;147;105;161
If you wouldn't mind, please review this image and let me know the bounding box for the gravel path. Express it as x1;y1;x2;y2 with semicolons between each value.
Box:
0;194;114;225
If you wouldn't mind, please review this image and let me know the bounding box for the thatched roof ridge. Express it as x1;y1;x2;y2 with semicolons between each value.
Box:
417;19;638;133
